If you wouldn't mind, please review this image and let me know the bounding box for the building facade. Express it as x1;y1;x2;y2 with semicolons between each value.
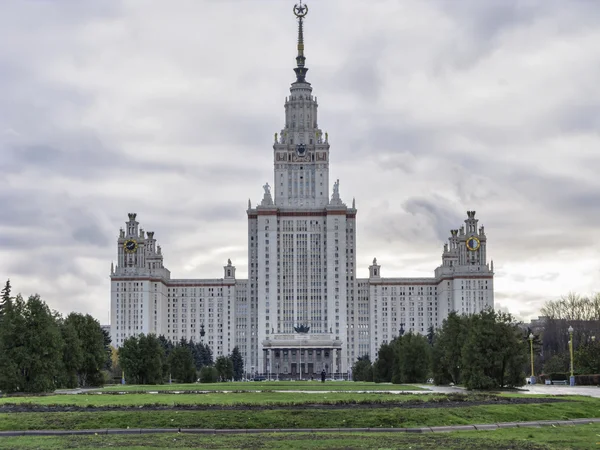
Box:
109;4;494;378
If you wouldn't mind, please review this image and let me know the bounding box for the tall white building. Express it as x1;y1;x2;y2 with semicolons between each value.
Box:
110;4;494;378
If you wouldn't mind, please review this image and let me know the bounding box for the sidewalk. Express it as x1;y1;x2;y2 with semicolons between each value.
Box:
0;418;598;437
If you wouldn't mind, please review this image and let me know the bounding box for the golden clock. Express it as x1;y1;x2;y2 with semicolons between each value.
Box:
466;236;480;251
124;239;138;253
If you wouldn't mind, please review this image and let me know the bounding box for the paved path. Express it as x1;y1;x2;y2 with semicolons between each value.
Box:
54;384;600;397
518;384;600;398
411;384;600;398
1;418;598;437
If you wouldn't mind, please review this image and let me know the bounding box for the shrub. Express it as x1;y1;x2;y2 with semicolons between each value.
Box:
199;366;218;383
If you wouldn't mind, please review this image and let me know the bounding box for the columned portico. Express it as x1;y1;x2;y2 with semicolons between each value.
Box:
263;333;342;379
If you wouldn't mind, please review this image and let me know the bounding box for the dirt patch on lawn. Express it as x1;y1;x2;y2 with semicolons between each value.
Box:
0;396;566;413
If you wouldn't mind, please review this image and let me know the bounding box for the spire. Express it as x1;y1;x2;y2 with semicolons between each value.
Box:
293;2;309;83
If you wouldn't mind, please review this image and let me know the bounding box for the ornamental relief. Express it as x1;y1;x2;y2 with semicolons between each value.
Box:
292;154;310;162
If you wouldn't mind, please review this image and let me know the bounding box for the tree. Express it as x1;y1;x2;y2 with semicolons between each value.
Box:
432;312;468;385
372;342;394;383
575;339;600;375
64;313;107;387
59;319;83;388
461;309;527;389
190;341;213;370
543;352;570;374
351;355;373;382
0;279;12;318
427;325;436;347
215;356;233;382
119;334;166;385
230;347;244;381
168;344;196;383
101;327;112;371
108;346;122;381
119;336;142;384
0;294;64;393
199;366;218;383
392;332;431;384
537;293;600;372
0;293;26;392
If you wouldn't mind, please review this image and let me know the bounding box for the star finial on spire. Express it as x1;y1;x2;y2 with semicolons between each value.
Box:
293;2;309;83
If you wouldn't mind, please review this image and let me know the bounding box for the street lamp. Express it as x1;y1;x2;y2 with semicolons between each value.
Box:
528;333;535;384
568;326;575;386
399;323;405;337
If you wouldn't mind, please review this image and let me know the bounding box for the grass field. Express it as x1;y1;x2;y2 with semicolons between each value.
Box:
0;391;439;407
1;424;600;449
1;382;598;448
0;394;597;431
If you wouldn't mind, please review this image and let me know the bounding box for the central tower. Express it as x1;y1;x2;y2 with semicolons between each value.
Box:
247;2;357;379
273;2;329;208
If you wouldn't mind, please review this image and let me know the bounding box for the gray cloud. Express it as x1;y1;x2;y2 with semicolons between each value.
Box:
1;1;599;322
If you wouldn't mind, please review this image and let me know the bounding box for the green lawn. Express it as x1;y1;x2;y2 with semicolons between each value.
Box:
96;381;424;392
0;391;433;407
0;397;597;431
1;424;599;449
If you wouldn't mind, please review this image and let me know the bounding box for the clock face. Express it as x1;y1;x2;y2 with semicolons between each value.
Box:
124;239;138;253
466;236;480;251
296;144;306;156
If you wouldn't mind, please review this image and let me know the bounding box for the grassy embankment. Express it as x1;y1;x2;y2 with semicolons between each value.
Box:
0;382;598;431
2;424;600;450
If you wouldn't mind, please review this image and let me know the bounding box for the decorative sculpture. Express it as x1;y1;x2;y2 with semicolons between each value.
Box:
294;324;310;333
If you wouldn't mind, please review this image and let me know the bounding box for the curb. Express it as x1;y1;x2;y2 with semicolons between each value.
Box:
0;418;598;437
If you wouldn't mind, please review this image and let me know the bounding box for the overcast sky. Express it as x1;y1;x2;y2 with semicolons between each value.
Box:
1;0;599;324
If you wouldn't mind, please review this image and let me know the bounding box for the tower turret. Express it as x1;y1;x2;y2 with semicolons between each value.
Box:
272;2;330;208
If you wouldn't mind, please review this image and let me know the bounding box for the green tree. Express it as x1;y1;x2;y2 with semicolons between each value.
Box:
119;334;166;385
230;347;244;381
138;334;166;384
118;336;142;384
0;293;26;392
372;342;394;383
190;341;213;370
461;309;527;389
64;313;106;387
0;295;64;393
351;355;373;382
0;279;12;318
199;366;218;383
101;327;112;371
168;344;196;383
215;356;233;382
59;319;83;388
575;339;600;375
392;332;431;384
432;312;468;385
427;325;436;346
542;352;569;374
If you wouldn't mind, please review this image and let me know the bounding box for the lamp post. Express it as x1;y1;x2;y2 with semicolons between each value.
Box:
399;323;405;337
568;326;575;386
528;333;535;384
